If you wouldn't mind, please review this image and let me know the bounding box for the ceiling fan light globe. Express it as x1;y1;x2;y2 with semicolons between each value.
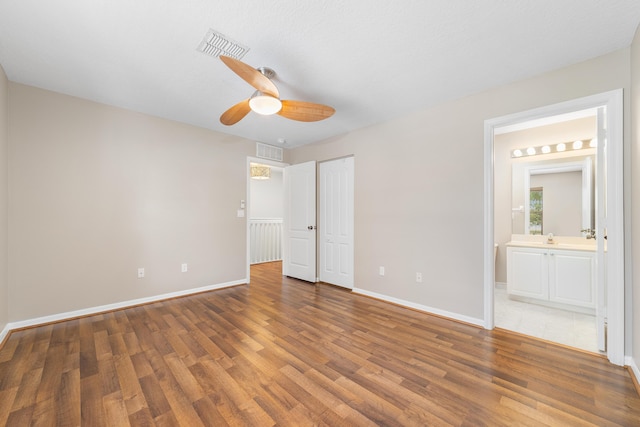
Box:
249;94;282;115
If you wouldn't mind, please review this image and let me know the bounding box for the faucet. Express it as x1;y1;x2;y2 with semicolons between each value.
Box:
547;233;554;244
581;228;596;239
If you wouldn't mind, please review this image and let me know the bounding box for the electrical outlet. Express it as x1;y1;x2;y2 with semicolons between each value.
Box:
379;266;385;276
181;263;188;273
137;268;145;279
416;272;423;283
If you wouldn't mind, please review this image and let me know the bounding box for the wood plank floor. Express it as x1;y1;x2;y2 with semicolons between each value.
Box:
1;261;640;426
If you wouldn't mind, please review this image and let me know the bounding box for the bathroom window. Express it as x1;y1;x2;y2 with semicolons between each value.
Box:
529;187;543;235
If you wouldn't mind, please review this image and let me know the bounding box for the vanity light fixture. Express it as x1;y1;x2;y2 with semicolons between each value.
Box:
510;139;596;158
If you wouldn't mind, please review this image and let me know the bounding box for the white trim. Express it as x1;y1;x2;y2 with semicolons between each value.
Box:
0;324;10;344
494;108;597;135
484;89;625;366
4;278;246;332
484;117;495;329
626;356;640;383
605;89;625;366
353;288;484;327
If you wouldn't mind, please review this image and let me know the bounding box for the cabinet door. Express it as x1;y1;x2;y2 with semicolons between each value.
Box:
549;250;595;308
507;247;548;300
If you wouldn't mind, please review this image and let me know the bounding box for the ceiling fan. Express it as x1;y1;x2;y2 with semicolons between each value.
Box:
218;56;335;126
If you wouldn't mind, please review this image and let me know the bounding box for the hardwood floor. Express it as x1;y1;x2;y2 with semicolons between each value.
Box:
1;261;639;426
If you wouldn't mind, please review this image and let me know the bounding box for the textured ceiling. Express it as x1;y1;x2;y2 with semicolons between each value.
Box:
1;1;639;148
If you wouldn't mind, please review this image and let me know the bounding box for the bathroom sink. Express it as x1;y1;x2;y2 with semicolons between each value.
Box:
506;241;596;251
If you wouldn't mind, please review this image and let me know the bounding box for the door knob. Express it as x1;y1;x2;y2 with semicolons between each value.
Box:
308;225;316;230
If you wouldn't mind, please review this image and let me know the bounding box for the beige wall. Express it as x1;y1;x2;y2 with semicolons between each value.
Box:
631;24;640;370
289;49;631;322
0;65;7;333
250;167;284;219
8;84;253;321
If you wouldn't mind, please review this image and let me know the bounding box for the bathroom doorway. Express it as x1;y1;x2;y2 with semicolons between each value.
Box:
495;111;598;353
484;90;624;365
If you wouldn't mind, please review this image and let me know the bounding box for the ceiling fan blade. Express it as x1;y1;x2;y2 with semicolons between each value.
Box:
278;100;335;122
220;56;279;98
220;99;251;125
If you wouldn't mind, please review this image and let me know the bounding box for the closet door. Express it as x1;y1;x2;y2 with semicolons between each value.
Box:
319;157;354;289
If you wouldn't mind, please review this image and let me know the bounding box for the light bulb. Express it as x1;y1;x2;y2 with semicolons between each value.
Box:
249;93;282;115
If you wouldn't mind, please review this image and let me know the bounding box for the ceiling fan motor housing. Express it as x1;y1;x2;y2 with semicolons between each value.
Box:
257;67;276;79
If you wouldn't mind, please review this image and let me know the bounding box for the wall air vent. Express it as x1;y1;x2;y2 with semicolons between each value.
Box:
197;29;249;60
256;143;283;162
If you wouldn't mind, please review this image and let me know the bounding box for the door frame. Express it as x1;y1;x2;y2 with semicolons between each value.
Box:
245;156;288;283
483;89;624;365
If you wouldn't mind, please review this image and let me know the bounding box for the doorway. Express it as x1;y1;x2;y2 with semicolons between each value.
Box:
248;157;355;287
495;111;598;352
280;158;355;288
246;157;287;282
484;90;624;366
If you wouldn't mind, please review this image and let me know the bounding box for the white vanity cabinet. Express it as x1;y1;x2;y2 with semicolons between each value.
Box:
548;250;595;308
506;245;595;309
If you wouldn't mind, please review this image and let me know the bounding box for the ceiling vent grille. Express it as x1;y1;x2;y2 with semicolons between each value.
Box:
197;29;249;60
256;143;283;162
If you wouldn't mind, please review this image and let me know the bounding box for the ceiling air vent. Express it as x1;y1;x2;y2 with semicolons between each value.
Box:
256;143;283;162
197;29;249;60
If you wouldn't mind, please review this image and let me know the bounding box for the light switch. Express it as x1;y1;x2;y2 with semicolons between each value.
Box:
237;209;245;217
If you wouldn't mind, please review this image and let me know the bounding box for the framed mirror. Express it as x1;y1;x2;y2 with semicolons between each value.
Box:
512;156;594;236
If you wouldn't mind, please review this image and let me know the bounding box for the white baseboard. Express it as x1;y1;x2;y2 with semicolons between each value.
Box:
352;288;484;327
626;356;640;384
4;278;247;332
0;323;9;344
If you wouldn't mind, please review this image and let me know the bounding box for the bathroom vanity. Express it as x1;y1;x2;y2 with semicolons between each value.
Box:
506;240;596;312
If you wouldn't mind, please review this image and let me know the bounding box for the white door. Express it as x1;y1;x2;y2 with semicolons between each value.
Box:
283;161;316;282
595;106;607;352
319;157;354;289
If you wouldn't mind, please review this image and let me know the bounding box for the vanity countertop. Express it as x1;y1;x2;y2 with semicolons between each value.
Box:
506;240;596;252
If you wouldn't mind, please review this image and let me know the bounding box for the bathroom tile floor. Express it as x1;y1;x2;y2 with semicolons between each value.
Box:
494;287;601;354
